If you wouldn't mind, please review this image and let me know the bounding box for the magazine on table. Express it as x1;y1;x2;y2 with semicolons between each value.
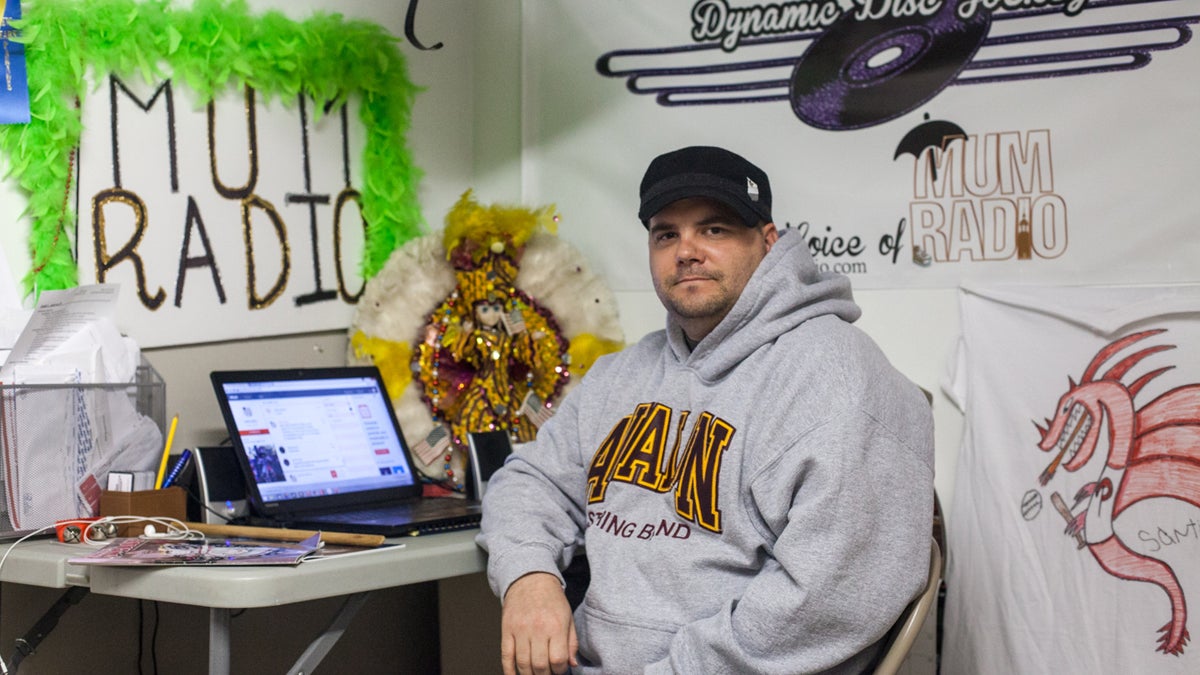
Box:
67;533;322;566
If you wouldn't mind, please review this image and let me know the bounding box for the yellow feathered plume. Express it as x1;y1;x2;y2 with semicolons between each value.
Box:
350;331;413;398
568;334;625;380
443;189;559;264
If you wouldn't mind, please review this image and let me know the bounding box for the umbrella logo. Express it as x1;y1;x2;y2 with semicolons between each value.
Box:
894;113;966;183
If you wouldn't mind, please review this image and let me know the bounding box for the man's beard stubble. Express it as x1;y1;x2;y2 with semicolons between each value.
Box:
655;268;734;322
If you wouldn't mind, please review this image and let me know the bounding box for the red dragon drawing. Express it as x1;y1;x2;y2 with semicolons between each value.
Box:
1035;329;1200;656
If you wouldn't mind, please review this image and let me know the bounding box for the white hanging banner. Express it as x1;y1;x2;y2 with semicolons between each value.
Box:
943;283;1200;673
523;0;1200;291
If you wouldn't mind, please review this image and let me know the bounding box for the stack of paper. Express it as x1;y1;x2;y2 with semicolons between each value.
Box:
0;285;163;530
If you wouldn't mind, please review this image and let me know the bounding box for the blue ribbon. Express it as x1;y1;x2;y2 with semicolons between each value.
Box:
1;0;30;125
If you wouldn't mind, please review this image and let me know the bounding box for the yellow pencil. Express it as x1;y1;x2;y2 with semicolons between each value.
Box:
154;414;180;489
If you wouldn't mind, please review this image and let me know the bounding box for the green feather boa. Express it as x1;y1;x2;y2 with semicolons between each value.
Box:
0;0;422;298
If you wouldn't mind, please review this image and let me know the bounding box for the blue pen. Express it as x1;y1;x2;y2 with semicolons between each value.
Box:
161;448;193;489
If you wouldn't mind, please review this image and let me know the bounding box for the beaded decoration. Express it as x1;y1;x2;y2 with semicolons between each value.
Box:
413;251;570;451
348;190;624;491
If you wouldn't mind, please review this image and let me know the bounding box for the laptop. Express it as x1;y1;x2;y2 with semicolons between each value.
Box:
209;366;481;537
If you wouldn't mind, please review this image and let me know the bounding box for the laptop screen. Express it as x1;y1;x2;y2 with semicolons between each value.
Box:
211;367;421;517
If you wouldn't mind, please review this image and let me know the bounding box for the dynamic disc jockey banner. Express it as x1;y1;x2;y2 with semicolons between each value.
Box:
523;0;1200;291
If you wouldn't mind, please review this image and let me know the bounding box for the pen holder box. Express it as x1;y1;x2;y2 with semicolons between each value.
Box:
0;357;166;535
99;487;188;537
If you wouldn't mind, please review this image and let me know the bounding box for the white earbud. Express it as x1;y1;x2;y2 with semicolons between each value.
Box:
143;524;174;539
143;521;186;539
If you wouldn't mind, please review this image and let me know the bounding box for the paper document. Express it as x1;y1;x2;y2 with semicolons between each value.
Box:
0;284;162;531
0;284;138;384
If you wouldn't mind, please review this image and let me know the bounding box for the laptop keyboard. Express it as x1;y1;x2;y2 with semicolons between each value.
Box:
309;503;416;524
310;498;477;524
351;507;415;523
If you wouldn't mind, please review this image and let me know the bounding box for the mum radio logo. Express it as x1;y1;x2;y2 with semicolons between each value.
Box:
897;118;1067;266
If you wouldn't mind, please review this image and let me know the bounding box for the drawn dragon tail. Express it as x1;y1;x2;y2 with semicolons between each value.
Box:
1088;535;1190;655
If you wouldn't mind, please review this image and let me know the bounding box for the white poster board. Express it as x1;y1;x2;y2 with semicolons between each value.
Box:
74;78;368;347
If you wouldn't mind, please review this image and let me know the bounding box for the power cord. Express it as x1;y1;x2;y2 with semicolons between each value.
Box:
178;482;244;525
0;516;205;674
148;600;160;675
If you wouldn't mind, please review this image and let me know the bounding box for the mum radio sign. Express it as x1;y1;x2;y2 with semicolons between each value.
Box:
75;77;368;347
905;128;1065;265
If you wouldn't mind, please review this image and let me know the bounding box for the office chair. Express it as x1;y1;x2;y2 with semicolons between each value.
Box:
872;536;943;675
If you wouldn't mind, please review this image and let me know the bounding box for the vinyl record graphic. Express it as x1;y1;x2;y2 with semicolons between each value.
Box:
790;5;991;130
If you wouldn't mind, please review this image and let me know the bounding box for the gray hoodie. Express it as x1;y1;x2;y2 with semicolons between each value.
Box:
478;231;934;674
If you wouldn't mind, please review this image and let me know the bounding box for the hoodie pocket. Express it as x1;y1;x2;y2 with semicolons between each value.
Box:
575;601;679;673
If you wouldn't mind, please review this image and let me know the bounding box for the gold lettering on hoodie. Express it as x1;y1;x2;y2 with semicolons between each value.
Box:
586;404;732;533
673;412;732;532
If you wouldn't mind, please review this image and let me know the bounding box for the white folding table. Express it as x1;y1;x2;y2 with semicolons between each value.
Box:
0;528;487;674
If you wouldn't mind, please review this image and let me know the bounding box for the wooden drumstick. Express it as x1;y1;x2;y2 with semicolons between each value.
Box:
182;521;385;548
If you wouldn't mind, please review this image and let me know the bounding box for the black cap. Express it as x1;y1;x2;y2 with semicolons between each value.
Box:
638;146;772;228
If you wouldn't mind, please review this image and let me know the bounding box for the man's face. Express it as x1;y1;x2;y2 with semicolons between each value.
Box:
648;197;778;342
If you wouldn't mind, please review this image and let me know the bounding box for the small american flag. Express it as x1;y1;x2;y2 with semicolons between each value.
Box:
411;424;451;465
520;391;555;428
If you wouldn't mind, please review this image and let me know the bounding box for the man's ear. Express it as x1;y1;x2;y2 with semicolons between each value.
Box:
762;222;780;249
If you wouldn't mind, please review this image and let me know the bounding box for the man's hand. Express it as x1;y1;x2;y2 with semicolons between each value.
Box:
501;572;579;675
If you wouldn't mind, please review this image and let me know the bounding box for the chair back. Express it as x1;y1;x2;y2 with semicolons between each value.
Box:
872;537;943;675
